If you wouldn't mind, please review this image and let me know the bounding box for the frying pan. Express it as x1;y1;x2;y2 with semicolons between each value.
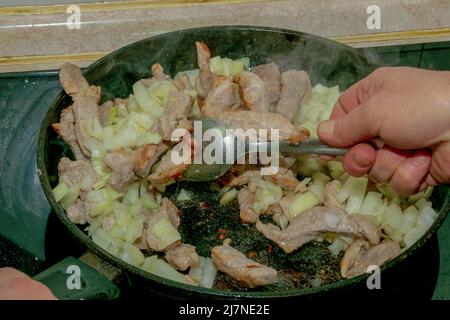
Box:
36;26;450;300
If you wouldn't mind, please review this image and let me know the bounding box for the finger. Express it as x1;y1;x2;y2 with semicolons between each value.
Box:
342;143;377;177
329;100;347;120
419;173;438;192
332;68;386;117
318;95;383;147
368;146;411;183
430;141;450;184
0;277;57;300
389;149;432;196
0;267;30;286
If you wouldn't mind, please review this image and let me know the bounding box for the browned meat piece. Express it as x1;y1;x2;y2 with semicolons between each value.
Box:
151;63;169;80
134;144;156;177
133;142;169;177
59;63;101;157
324;180;345;209
59;63;89;96
135;228;149;250
236;71;269;112
165;244;200;271
226;167;297;191
158;89;193;140
275;70;311;120
66;199;88;224
148;141;190;184
141;63;171;87
102;215;115;232
340;239;401;278
264;167;298;191
217;110;309;143
266;195;293;217
174;73;193;90
195;42;216;97
98;100;114;127
202;76;240;118
226;169;260;187
238;187;259;224
52;106;86;160
160;197;181;229
58;157;97;191
103;150;135;192
351;215;381;245
146;198;181;251
256;206;380;253
211;244;278;288
253;63;281;109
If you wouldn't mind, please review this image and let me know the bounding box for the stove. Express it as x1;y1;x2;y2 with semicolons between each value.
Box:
0;51;448;299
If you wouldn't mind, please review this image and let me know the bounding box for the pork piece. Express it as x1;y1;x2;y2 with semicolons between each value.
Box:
158;89;193;140
133;142;170;177
195;42;216;97
226;169;260;187
264;167;299;191
202;76;240;118
141;63;171;87
148;141;190;184
277;195;293;216
174;73;192;90
59;63;101;157
340;239;401;278
135;228;149;250
256;206;380;254
59;63;89;96
58;157;97;191
146;198;181;251
102;215;115;232
236;71;269;112
253;63;281;109
165;244;200;271
211;244;277;288
226;167;298;191
238;187;259;224
217;110;309;143
52;106;86;160
324;180;345;209
98;100;114;127
275;70;311;120
103;150;135;192
66;199;88;225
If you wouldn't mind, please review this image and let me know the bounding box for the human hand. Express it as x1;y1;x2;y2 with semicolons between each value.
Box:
318;67;450;195
0;267;56;300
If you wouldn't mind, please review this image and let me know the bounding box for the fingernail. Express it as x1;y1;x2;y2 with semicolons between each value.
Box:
412;155;428;167
353;153;372;168
318;120;335;135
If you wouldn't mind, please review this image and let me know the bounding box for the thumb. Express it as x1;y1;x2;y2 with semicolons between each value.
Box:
430;141;450;184
317;99;382;147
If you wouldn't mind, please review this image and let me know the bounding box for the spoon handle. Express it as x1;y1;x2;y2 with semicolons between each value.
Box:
281;139;348;156
250;138;348;156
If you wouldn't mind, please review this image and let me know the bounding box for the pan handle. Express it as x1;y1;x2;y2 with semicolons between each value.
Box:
33;252;120;300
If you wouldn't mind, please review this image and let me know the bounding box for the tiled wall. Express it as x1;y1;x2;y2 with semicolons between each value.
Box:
1;0;450;72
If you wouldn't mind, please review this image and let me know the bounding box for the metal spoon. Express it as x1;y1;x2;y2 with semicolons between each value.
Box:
181;118;347;181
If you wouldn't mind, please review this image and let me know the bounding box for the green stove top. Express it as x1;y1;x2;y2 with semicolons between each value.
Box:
0;41;448;299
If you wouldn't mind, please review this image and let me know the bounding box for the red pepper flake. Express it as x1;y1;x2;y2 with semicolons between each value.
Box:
218;234;225;240
218;228;227;234
247;251;257;258
267;244;273;254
